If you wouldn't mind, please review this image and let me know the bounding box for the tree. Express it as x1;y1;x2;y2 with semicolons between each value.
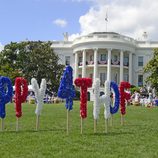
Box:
0;41;64;92
0;42;21;81
144;48;158;91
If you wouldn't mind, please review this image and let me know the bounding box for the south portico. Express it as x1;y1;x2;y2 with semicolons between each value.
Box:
74;48;133;85
51;31;155;100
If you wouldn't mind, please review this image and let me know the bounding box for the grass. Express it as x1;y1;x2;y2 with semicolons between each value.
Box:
0;101;158;158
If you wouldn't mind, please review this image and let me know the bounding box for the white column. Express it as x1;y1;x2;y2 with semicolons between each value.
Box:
93;48;98;82
120;50;124;82
129;52;132;84
74;52;78;79
107;48;112;81
82;50;86;78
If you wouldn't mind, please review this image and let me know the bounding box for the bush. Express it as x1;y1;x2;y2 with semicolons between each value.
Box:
130;86;140;94
74;90;80;100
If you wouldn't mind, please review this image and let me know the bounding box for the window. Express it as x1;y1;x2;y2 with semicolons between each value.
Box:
100;73;107;86
65;56;70;65
114;55;118;62
124;57;129;66
138;56;143;66
90;55;94;61
78;56;82;66
100;54;106;61
124;74;129;82
114;73;118;83
78;74;82;78
79;57;82;63
89;73;93;79
138;75;143;86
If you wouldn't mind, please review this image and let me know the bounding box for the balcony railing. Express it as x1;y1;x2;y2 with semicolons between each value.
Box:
78;60;129;67
78;61;88;66
98;61;107;64
88;61;94;65
111;60;120;65
123;62;129;67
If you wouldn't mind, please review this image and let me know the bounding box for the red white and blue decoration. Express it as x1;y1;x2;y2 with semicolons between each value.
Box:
103;80;111;120
14;77;28;118
0;76;13;119
110;81;120;114
31;78;46;116
93;78;101;120
58;66;76;111
119;81;131;115
75;78;92;119
31;78;46;130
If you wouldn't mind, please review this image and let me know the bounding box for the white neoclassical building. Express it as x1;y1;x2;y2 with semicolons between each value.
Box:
52;32;158;100
1;32;157;100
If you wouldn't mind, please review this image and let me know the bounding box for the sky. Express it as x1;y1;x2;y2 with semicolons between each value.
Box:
0;0;158;45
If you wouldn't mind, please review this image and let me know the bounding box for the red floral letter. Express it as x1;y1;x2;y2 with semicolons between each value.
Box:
15;77;28;118
119;81;131;115
75;78;92;119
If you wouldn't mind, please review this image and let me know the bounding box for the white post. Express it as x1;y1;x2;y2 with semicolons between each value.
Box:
129;52;132;84
82;50;86;78
74;52;78;79
93;48;98;83
120;50;124;82
107;48;112;81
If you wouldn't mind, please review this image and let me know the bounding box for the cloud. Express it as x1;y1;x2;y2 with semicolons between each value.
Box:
0;43;4;51
71;0;158;40
53;19;67;28
69;33;81;41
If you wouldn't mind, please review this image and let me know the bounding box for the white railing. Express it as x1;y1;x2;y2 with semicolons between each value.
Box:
73;33;136;46
136;41;158;48
51;41;72;48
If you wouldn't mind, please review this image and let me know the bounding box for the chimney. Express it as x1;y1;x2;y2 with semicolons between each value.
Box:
142;32;148;41
63;32;69;41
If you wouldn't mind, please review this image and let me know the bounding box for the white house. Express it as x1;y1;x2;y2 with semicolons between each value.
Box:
51;32;158;100
1;32;157;100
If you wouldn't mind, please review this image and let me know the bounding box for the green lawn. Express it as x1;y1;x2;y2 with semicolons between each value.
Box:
0;101;158;158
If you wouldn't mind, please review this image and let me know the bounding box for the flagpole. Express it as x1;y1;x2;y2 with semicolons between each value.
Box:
106;21;107;32
105;8;108;32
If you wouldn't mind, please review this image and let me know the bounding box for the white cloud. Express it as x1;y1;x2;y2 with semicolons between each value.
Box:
0;43;4;51
71;0;158;40
69;33;81;41
53;19;67;28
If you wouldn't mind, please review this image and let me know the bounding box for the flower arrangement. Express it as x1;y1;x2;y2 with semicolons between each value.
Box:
110;81;120;114
15;77;28;118
58;66;76;111
0;76;13;119
75;78;92;118
119;81;131;115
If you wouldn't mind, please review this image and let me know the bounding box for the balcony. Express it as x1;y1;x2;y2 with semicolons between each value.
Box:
78;60;129;67
88;61;94;65
123;62;129;67
78;61;88;66
98;61;107;65
73;32;136;46
111;60;120;65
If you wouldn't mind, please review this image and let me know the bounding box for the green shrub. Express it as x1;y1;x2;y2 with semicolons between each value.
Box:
130;86;140;94
74;90;80;100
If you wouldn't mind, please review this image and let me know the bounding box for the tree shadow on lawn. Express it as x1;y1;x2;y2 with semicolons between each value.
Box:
0;128;65;134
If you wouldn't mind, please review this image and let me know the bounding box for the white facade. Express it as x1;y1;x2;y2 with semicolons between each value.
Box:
52;32;158;100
